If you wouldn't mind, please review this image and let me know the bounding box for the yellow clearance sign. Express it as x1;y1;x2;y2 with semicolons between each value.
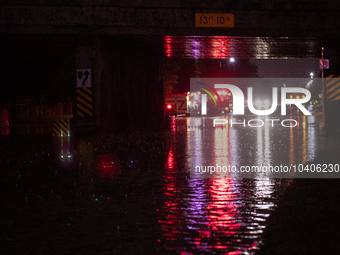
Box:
195;13;234;27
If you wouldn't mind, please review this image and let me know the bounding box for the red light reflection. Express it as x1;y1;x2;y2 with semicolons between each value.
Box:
1;126;9;135
0;109;9;126
164;36;173;57
167;147;174;169
97;154;121;178
0;109;9;135
207;178;241;235
163;36;232;59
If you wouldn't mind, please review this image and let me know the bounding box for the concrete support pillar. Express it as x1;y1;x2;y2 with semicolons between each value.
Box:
323;36;340;149
75;47;94;130
93;38;102;129
75;47;92;69
95;37;164;134
324;37;340;131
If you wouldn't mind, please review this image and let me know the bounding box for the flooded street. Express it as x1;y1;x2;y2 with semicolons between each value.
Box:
2;2;340;254
1;115;323;254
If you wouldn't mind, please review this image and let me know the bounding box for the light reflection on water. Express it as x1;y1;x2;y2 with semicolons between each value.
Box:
188;115;321;173
160;115;322;254
1;114;323;254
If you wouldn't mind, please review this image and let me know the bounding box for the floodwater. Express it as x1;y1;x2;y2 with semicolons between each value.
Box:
1;114;323;254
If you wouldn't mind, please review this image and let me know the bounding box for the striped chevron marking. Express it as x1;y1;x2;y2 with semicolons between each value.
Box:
53;119;69;137
326;75;340;101
77;87;93;117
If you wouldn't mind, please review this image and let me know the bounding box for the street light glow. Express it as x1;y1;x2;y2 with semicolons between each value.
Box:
230;57;235;62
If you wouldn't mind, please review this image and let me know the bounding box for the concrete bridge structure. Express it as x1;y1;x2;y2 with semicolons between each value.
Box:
1;0;340;133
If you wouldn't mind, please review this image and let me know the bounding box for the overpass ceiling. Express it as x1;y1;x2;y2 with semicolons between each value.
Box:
139;36;322;59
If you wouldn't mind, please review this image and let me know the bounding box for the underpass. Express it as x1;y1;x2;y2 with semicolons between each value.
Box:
1;1;340;254
1;0;340;136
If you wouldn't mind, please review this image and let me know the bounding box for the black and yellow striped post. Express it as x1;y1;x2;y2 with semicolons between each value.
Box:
326;75;340;101
324;75;340;149
77;87;93;118
52;118;70;137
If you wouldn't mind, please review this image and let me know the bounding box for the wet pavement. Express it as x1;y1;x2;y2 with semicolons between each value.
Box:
257;178;340;255
1;114;324;254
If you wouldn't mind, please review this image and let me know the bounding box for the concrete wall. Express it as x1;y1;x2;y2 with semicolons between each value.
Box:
1;1;340;134
1;0;340;37
95;37;164;133
0;35;164;133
